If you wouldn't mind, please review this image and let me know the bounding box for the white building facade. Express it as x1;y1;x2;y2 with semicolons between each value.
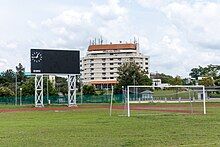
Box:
81;43;149;88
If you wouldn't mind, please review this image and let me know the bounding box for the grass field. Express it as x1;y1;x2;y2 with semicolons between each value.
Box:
0;103;220;146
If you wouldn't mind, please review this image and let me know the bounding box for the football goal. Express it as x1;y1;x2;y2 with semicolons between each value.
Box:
125;85;206;117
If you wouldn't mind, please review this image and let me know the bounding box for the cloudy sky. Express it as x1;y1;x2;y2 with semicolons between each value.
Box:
0;0;220;77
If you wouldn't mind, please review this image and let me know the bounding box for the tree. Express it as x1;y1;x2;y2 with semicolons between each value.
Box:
21;77;57;96
113;84;123;94
171;76;183;85
117;61;152;87
56;76;68;95
198;77;214;87
0;87;14;97
214;79;220;86
151;73;174;84
16;63;26;83
1;69;15;83
82;85;95;95
189;67;201;80
189;64;220;79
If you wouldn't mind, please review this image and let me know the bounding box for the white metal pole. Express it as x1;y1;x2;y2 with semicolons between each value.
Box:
73;75;77;105
20;88;22;106
80;78;83;104
47;75;49;102
203;86;206;114
110;86;113;116
127;86;130;117
15;73;17;105
67;75;70;106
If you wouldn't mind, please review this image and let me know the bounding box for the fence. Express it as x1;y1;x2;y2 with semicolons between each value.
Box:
0;94;124;105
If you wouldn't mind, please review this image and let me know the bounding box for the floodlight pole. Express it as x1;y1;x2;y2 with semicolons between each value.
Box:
68;74;77;107
15;72;17;105
80;77;83;104
110;85;113;116
203;86;206;114
20;88;22;106
35;74;44;107
47;75;49;102
127;86;130;117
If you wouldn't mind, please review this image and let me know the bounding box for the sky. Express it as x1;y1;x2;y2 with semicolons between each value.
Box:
0;0;220;77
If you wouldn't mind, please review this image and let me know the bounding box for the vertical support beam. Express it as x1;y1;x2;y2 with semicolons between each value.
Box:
35;74;44;107
127;86;130;117
109;85;113;116
15;73;17;105
68;74;77;107
203;86;206;114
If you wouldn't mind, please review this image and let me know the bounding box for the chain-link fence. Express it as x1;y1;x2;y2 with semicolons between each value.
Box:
0;94;124;105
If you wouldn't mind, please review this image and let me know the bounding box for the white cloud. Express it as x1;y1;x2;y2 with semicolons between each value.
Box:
1;0;220;77
39;0;130;49
162;1;220;50
0;58;8;70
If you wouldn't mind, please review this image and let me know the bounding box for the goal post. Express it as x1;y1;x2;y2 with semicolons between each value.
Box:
127;85;206;117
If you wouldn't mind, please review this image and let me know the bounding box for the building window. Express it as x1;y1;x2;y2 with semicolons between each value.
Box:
118;58;121;61
90;59;94;61
102;59;106;61
118;63;121;65
102;63;106;66
102;68;106;70
110;68;114;70
90;63;94;66
145;67;148;70
110;53;114;55
130;57;133;60
145;62;148;65
110;72;114;75
110;58;113;61
91;68;94;70
110;63;114;65
110;77;114;79
102;77;107;79
91;77;94;80
90;73;94;75
102;72;106;75
145;58;148;60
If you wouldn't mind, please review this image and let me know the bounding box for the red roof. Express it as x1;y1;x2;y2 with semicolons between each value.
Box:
88;43;136;51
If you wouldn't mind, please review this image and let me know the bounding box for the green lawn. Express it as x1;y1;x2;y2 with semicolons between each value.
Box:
0;103;220;146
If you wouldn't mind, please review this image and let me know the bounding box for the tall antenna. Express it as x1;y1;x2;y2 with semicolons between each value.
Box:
101;36;103;44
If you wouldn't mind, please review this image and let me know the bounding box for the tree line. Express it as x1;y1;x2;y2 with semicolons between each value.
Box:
1;62;220;97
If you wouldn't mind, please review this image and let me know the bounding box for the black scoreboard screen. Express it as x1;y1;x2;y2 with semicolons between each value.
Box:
30;49;80;74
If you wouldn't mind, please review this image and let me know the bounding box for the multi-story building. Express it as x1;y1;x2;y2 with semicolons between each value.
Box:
81;42;149;89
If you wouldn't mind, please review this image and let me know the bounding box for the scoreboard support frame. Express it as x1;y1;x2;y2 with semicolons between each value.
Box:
68;74;77;107
35;74;44;107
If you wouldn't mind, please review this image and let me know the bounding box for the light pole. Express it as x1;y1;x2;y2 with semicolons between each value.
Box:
15;72;17;105
80;77;83;104
19;87;22;106
132;74;136;101
47;75;49;103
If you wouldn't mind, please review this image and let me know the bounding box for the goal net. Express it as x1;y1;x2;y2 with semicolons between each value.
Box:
125;85;206;117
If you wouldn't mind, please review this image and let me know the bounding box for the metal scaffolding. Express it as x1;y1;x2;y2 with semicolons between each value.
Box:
68;75;77;107
35;74;44;107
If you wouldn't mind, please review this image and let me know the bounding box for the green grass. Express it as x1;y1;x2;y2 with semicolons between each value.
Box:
0;103;220;146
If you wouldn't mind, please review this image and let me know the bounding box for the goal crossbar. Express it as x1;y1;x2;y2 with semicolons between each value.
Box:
127;85;206;117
